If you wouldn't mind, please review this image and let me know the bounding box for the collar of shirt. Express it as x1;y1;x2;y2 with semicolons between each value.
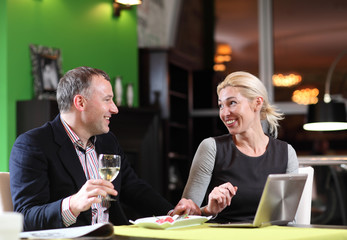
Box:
60;116;97;152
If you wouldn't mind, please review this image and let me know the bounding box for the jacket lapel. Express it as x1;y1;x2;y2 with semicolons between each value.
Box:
51;115;87;190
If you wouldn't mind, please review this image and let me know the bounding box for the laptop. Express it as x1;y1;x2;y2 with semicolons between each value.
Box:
212;173;308;228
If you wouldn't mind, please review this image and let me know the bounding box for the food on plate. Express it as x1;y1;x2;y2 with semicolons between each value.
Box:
155;216;174;224
155;215;189;224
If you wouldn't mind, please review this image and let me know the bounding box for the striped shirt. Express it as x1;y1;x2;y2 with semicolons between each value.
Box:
60;117;110;227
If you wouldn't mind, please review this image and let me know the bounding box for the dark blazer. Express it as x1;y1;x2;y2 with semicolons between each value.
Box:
10;115;173;231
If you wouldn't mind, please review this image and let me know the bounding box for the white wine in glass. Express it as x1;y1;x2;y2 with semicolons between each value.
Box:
98;154;121;201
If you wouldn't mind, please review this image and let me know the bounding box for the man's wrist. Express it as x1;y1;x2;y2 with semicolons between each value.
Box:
61;196;77;227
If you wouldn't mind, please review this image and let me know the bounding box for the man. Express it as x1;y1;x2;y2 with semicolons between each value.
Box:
10;66;199;231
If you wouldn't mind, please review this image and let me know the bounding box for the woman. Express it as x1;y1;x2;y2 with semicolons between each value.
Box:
182;71;299;223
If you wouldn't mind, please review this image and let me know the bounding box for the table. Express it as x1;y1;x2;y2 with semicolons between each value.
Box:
23;223;347;240
111;223;347;240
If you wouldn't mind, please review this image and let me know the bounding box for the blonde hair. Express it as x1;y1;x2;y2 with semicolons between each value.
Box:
217;71;283;137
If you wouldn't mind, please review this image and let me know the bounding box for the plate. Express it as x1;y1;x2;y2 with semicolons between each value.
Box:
129;215;212;230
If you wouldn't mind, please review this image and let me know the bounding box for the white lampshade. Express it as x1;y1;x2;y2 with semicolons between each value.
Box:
303;101;347;131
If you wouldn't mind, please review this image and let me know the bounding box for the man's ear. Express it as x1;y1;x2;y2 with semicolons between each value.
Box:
74;95;85;111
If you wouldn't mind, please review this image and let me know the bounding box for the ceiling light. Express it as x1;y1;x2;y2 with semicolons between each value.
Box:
272;73;302;87
214;43;232;72
214;55;232;63
213;64;226;72
216;43;232;55
292;87;319;105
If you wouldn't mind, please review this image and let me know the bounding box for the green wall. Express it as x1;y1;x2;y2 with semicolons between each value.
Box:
0;0;8;172
0;0;139;171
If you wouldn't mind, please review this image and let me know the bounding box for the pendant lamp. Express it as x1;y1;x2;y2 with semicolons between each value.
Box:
303;50;347;131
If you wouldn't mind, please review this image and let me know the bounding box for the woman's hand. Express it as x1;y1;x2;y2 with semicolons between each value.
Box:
171;198;202;216
203;182;237;216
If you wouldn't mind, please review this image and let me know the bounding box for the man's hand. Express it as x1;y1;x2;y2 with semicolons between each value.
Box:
204;182;237;216
69;179;118;217
171;198;202;216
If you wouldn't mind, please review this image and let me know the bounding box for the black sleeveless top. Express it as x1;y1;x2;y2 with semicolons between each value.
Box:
206;134;288;223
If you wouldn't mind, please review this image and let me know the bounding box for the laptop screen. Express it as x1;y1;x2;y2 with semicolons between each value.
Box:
253;173;308;227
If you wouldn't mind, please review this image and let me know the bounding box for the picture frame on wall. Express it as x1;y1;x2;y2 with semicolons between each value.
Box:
29;44;63;100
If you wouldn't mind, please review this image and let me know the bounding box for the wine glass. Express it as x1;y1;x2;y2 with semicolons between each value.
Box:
98;154;121;201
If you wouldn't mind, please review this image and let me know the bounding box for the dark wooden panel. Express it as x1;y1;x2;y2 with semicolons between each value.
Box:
17;99;58;136
109;107;163;193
